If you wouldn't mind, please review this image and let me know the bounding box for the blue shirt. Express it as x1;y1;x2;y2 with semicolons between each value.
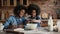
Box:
4;16;26;29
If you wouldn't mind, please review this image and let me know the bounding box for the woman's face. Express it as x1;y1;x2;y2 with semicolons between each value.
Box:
32;10;36;17
19;9;25;17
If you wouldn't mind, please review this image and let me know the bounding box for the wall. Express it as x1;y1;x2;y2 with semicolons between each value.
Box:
28;0;59;19
0;0;60;20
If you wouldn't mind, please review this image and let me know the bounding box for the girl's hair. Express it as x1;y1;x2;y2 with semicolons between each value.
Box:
28;4;41;15
13;5;27;16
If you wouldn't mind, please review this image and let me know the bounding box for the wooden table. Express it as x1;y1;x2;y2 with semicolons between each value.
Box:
3;27;60;34
0;30;24;34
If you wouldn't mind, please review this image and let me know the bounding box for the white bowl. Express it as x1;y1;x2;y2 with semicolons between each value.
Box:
27;24;37;30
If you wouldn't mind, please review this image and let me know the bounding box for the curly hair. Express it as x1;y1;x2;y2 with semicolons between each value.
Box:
27;4;41;15
13;5;27;16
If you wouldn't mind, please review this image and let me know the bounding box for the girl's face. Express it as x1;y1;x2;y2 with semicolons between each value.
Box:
32;10;36;17
19;9;25;17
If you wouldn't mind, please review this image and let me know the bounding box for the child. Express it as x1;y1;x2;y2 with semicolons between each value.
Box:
3;5;27;29
27;4;41;27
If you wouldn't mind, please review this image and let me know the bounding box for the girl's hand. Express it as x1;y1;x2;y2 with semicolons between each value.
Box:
27;19;31;23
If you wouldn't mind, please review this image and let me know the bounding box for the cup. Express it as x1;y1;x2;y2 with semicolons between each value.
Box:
0;23;4;32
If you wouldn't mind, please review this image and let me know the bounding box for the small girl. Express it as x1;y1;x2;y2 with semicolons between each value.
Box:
3;5;27;29
27;4;41;27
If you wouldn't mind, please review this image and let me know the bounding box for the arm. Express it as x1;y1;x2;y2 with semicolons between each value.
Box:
18;17;27;28
3;16;13;29
3;18;11;29
32;16;41;23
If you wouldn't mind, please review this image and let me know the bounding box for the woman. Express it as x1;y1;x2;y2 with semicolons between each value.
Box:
27;4;41;27
3;5;27;29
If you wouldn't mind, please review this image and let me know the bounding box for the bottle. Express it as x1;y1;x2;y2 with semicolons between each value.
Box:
48;15;53;31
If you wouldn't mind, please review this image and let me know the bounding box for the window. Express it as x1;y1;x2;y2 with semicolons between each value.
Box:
23;0;27;5
17;0;20;5
10;0;14;5
3;0;7;6
0;0;2;7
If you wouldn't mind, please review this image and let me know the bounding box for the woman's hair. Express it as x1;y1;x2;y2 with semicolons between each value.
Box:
13;5;27;16
28;4;41;15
